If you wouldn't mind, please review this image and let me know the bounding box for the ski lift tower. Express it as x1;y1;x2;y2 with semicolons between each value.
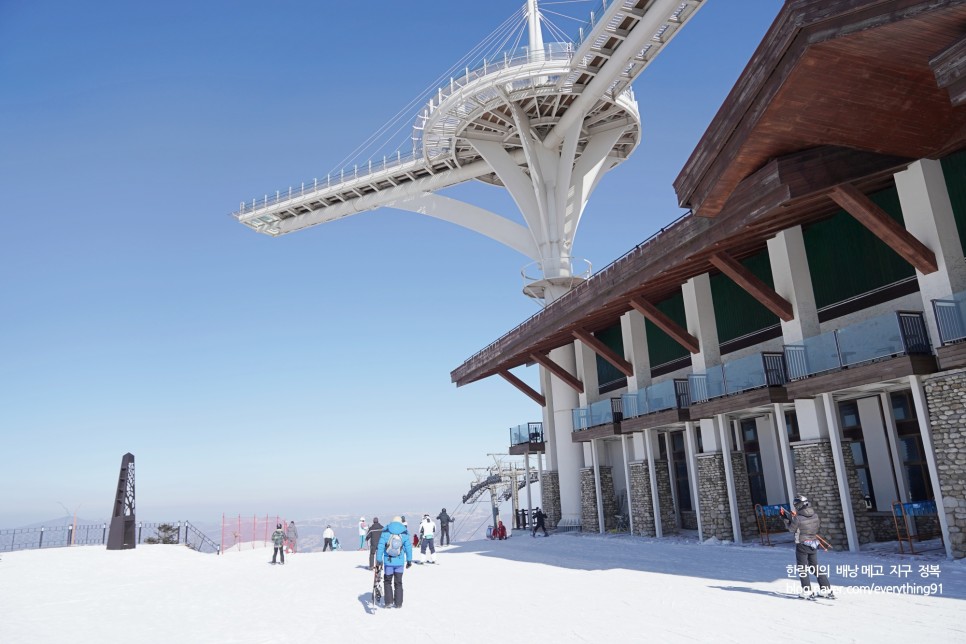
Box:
233;0;704;527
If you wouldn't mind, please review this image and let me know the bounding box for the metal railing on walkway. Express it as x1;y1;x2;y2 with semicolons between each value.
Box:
0;521;220;554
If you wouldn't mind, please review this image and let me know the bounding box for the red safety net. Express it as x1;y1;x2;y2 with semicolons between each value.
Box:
220;515;287;552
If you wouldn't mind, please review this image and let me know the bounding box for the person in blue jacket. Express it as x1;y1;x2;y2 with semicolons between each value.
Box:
377;516;413;608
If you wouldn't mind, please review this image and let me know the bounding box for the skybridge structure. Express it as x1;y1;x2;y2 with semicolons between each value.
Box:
233;0;705;525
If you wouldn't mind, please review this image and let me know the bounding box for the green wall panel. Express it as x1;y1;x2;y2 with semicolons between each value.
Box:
941;149;966;252
645;291;689;366
594;323;625;388
803;185;915;310
710;250;780;344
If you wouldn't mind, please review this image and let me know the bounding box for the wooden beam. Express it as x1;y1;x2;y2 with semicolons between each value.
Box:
708;251;794;322
572;329;634;378
628;295;699;354
528;352;584;394
931;34;966;107
828;184;938;274
498;370;545;407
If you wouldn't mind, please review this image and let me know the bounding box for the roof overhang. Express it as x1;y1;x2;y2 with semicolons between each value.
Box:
452;0;966;390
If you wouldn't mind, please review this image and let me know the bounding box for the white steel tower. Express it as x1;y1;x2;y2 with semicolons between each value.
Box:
233;0;704;524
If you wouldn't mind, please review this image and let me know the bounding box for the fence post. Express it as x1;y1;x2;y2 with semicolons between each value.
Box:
39;526;44;549
138;521;142;544
177;521;182;545
102;523;107;544
221;514;225;555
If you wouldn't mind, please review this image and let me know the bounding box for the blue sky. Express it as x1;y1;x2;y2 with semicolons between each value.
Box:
0;0;780;526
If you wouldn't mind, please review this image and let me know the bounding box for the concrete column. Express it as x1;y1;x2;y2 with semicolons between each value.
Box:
683;273;720;371
644;429;663;538
909;375;955;559
684;421;703;541
717;414;742;543
524;452;533;525
821;393;859;552
895;159;966;347
574;339;598;407
546;344;583;523
699;418;722;451
622;308;651;392
592;439;605;534
767;225;820;343
772;404;796;504
622;434;634;535
795;397;830;441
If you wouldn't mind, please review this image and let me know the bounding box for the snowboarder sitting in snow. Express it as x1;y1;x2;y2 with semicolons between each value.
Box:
377;516;413;608
496;520;507;540
782;494;835;599
532;507;548;537
270;523;286;565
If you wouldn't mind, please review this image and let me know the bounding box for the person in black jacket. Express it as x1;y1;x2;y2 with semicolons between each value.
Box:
532;507;548;537
364;517;384;570
436;508;452;546
782;494;835;599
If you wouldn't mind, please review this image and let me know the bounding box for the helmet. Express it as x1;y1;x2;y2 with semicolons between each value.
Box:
442;508;446;512
360;517;365;521
276;523;282;529
392;516;402;523
793;495;809;511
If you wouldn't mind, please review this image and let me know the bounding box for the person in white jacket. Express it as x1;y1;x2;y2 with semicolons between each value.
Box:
418;514;436;563
322;525;335;552
358;517;367;550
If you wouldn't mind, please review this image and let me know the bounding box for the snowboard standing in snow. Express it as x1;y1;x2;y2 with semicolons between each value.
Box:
371;563;383;607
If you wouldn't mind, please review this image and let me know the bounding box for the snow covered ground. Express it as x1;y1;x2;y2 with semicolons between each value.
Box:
2;532;964;643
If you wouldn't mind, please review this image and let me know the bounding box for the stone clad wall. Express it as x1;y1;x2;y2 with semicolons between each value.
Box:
541;471;561;529
654;459;678;535
578;465;617;532
791;440;847;548
629;461;656;536
729;453;758;540
697;453;731;540
841;439;876;545
924;369;966;559
580;468;599;532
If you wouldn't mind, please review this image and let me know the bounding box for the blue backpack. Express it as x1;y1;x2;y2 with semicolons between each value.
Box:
386;532;405;557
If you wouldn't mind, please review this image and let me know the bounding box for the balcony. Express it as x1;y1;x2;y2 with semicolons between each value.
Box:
687;352;789;418
618;378;691;432
783;311;935;397
933;291;966;369
509;422;545;456
571;398;624;442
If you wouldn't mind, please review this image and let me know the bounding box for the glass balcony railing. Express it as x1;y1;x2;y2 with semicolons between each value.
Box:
784;311;930;380
620;379;690;419
933;290;966;344
688;353;787;403
510;422;544;447
572;398;622;431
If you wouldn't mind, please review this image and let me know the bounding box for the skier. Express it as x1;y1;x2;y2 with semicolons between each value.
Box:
436;508;452;546
365;517;384;570
286;520;298;554
418;514;436;563
782;494;835;599
270;523;286;565
377;516;413;608
358;517;367;550
322;525;335;552
496;520;507;540
532;507;548;537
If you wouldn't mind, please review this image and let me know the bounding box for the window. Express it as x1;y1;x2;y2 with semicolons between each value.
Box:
839;401;876;508
785;411;800;443
891;392;933;502
741;419;767;506
670;431;692;511
594;324;625;394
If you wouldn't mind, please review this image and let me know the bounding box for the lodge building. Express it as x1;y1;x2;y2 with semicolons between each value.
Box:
451;0;966;559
